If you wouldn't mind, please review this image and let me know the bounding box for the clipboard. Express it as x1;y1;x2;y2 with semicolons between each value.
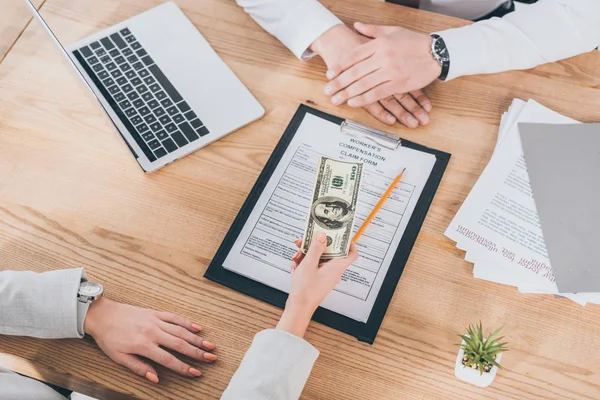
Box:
205;104;451;344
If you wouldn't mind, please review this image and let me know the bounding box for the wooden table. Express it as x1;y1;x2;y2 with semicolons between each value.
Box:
0;0;44;63
1;0;600;399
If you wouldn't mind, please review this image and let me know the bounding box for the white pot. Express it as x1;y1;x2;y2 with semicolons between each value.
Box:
454;338;502;388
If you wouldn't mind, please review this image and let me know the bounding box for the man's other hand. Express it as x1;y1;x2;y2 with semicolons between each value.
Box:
325;23;441;113
311;24;432;128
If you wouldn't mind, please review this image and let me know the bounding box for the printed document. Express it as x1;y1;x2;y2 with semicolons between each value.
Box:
446;101;576;292
445;99;600;305
223;114;436;322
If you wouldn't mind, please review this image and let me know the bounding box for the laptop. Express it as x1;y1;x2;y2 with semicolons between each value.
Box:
24;1;265;172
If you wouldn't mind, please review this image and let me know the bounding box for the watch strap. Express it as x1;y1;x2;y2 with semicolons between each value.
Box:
431;34;450;81
76;298;90;337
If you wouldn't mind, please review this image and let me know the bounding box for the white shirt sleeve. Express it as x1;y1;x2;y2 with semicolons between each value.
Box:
222;329;319;400
235;0;342;60
437;0;600;80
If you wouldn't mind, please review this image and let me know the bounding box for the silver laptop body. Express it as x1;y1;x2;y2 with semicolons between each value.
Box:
25;1;264;172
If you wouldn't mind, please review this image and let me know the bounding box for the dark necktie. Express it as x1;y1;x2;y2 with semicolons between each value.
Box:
386;0;420;8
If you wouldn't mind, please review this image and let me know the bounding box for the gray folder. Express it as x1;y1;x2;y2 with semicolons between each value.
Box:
519;123;600;293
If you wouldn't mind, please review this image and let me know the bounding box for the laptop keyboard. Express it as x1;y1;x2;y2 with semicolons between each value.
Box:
72;27;210;162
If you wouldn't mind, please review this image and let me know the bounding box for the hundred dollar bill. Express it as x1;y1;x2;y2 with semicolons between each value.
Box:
301;157;364;259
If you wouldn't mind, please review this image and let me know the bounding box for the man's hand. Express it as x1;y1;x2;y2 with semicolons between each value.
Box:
311;24;432;128
325;23;441;110
84;298;216;384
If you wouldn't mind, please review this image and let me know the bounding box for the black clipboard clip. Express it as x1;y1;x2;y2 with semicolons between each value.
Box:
340;120;402;150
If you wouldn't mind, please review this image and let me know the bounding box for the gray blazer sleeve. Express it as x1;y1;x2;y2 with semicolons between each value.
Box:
0;268;86;339
222;329;319;400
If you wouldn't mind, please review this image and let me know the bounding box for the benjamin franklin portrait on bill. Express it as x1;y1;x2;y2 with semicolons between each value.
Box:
310;196;355;230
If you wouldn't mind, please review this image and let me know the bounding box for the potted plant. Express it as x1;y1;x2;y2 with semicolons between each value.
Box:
454;322;508;387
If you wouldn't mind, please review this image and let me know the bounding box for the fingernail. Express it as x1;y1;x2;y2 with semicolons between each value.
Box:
418;113;429;124
326;70;335;80
347;98;358;107
331;95;342;105
291;251;301;260
324;85;334;95
204;353;218;361
318;232;327;244
191;323;202;332
189;368;202;377
146;372;159;383
407;116;418;127
423;102;432;112
386;114;396;124
203;340;215;349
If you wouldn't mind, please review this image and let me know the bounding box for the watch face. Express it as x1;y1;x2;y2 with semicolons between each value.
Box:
434;39;450;63
79;281;103;297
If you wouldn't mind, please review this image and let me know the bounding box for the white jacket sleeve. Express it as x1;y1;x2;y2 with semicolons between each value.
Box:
222;329;320;400
438;0;600;80
235;0;342;59
0;268;86;339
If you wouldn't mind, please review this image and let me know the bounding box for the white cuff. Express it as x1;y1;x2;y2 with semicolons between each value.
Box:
274;1;342;60
435;26;489;81
222;329;320;400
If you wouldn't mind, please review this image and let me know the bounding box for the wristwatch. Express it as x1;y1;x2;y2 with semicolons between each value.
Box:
430;34;450;81
77;280;104;335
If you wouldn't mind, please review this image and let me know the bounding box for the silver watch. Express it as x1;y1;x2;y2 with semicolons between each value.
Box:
77;281;104;335
430;34;450;81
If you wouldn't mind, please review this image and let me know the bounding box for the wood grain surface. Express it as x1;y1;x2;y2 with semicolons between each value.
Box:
0;0;44;63
1;0;600;399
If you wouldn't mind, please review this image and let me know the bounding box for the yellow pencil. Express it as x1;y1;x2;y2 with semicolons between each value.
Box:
352;168;406;243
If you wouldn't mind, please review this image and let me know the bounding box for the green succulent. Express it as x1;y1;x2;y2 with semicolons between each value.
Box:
459;322;508;375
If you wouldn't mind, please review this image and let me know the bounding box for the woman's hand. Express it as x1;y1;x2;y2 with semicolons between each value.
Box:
84;298;216;383
277;233;359;338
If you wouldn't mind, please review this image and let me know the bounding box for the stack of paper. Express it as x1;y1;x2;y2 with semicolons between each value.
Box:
445;99;600;306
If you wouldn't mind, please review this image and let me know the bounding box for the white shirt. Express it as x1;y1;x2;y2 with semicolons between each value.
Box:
235;0;600;81
422;0;507;20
